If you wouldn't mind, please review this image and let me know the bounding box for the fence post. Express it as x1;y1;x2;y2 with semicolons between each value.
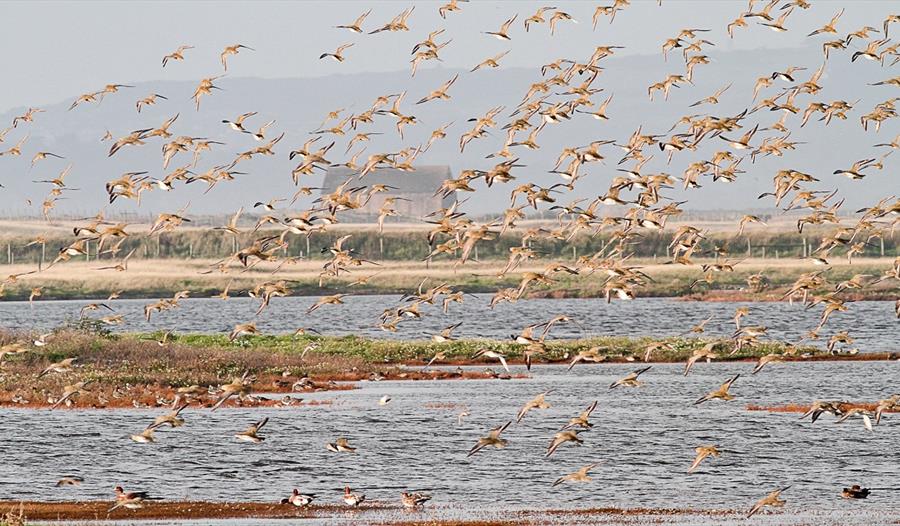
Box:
6;243;10;265
379;237;384;257
746;238;751;256
761;246;766;259
881;238;885;257
40;243;45;269
306;237;311;258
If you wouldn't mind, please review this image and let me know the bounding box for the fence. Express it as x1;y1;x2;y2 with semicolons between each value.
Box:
1;228;896;266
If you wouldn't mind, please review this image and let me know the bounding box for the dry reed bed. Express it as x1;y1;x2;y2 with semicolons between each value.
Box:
0;256;896;302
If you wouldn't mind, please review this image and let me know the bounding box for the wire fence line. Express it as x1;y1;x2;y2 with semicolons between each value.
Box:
0;227;895;267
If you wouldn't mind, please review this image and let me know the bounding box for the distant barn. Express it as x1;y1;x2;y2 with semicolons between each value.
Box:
320;166;455;220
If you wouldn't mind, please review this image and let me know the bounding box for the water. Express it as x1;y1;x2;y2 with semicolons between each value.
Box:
0;296;898;352
0;361;898;525
1;297;897;524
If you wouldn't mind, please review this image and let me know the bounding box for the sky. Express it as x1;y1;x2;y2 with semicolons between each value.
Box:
2;1;896;113
1;0;898;216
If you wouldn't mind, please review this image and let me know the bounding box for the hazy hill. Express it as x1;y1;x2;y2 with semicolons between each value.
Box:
0;42;897;217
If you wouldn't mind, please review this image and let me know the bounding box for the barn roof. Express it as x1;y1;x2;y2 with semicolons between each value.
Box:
321;165;452;194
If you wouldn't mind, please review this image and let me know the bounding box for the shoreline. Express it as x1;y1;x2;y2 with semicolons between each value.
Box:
0;501;742;523
746;401;899;414
1;351;895;411
0;329;896;410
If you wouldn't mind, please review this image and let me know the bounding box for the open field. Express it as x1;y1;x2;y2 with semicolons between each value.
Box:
0;256;897;302
0;216;895;301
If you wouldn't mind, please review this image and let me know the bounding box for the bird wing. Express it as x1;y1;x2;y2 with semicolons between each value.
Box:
498;354;510;373
747;498;765;518
467;440;487;457
546;435;564;457
688;451;707;472
862;414;873;432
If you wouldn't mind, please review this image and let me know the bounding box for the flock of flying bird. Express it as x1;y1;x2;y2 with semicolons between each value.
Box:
2;0;900;520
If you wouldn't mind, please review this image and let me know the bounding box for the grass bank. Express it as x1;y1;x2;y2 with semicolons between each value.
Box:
0;328;892;410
